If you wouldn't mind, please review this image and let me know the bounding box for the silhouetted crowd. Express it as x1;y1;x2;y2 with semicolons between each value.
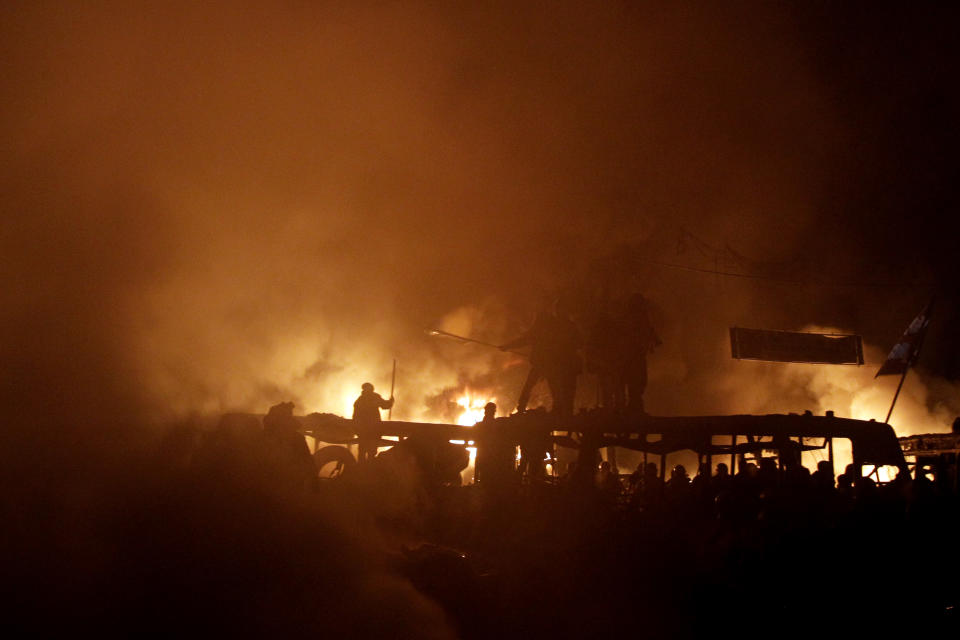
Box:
105;412;960;638
604;457;925;527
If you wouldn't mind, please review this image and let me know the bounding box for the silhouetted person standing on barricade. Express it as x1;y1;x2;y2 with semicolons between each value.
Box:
501;304;551;414
588;302;625;411
476;402;518;491
501;298;582;415
620;293;660;415
263;401;315;491
352;382;394;463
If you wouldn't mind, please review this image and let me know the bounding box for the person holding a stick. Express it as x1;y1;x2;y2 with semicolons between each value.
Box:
352;382;394;463
500;297;581;416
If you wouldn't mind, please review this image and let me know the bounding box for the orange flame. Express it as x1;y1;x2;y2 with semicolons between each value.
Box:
455;390;496;426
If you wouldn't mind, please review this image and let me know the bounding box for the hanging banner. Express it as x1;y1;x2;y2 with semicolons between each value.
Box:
730;327;864;365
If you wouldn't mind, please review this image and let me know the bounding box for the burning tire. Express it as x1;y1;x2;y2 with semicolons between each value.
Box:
313;445;356;479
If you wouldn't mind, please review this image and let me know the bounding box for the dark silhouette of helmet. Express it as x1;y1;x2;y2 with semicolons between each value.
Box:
361;382;374;392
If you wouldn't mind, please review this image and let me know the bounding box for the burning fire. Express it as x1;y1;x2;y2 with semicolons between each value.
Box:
456;391;496;426
452;390;496;484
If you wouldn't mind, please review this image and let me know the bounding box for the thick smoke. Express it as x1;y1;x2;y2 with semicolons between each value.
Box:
2;2;956;435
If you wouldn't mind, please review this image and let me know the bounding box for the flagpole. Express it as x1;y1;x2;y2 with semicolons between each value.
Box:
388;358;396;420
883;298;934;424
884;369;908;424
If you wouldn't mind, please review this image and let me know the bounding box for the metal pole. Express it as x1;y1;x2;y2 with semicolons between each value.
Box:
884;368;908;424
388;359;396;420
427;329;525;355
730;434;737;475
828;437;834;478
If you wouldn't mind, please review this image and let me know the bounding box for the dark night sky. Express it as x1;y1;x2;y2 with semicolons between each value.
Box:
788;2;959;373
2;1;959;431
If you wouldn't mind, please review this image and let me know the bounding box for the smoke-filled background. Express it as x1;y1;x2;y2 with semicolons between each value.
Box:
3;1;960;437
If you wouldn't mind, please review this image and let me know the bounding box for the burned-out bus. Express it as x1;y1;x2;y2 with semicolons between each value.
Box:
293;409;907;485
553;410;908;483
899;431;960;492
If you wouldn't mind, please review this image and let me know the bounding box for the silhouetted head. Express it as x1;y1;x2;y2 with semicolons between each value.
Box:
854;475;876;494
483;402;496;420
759;458;777;473
263;401;297;435
361;382;374;392
266;401;295;417
716;462;729;477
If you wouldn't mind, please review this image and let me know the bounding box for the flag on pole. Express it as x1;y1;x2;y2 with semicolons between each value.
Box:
875;301;933;377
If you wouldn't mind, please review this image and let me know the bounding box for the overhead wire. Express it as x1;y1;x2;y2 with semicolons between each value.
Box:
656;228;929;289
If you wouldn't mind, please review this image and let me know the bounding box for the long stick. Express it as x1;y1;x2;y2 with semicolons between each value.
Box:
884;369;908;424
388;358;396;420
426;329;525;355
